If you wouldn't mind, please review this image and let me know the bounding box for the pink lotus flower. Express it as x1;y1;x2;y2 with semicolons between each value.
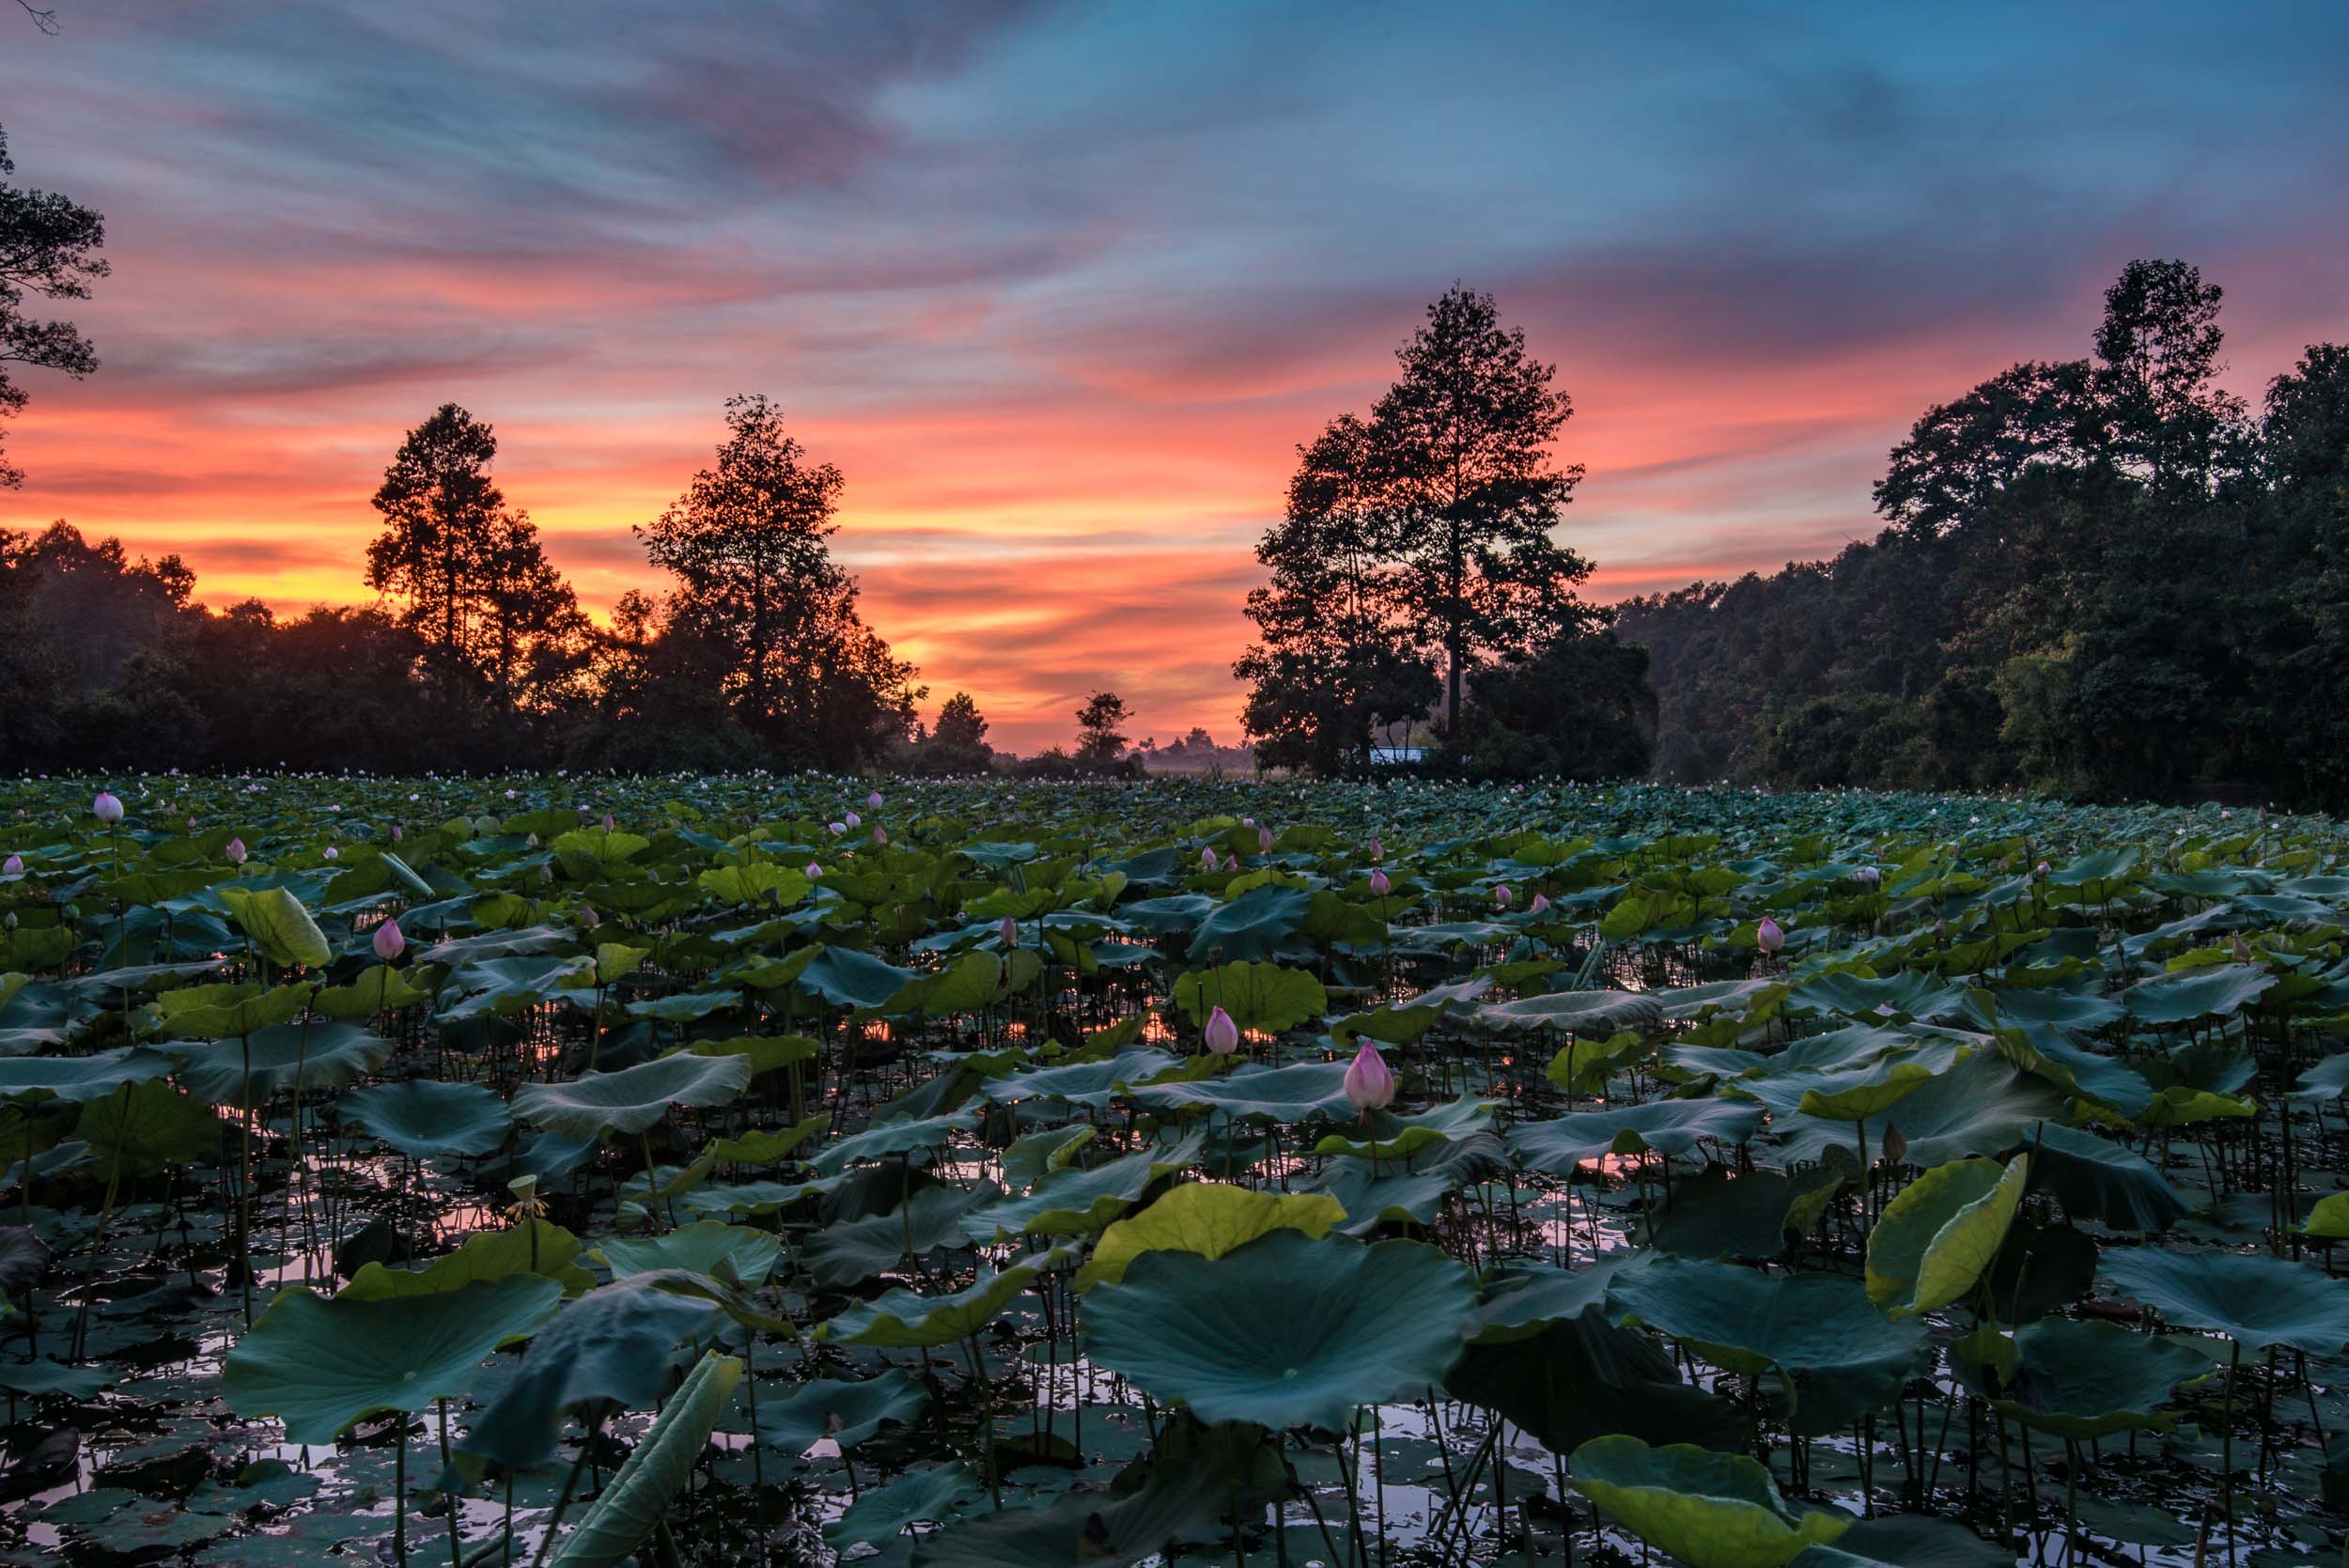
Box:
225;837;248;864
999;915;1019;947
1529;892;1549;915
1257;826;1274;853
373;918;405;962
1494;884;1512;908
845;811;862;830
1204;1005;1239;1055
867;790;883;811
1756;915;1784;954
1368;837;1384;862
1;854;21;876
1369;869;1391;898
1344;1041;1395;1110
1200;846;1219;870
2033;861;2049;879
323;846;338;860
92;791;123;824
829;821;847;836
805;862;823;878
1221;854;1239;872
390;824;403;843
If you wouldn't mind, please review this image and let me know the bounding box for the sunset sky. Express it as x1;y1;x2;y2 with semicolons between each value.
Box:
2;2;2344;752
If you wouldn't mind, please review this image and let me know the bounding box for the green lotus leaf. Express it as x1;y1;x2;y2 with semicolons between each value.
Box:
1778;1060;1936;1123
824;1462;984;1549
1310;1093;1497;1160
2122;962;2275;1025
795;946;921;1012
807;1110;967;1175
704;1113;830;1167
2023;1121;2188;1232
1172;960;1328;1033
803;1185;988;1288
72;1079;221;1177
458;1278;727;1472
1612;1256;1926;1435
963;1135;1201;1241
2304;1191;2349;1238
756;1369;926;1453
223;1274;562;1444
1082;1230;1474;1430
1477;988;1668;1035
311;964;430;1018
594;1219;782;1288
1125;1058;1357;1125
2099;1248;2349;1353
546;1351;742;1568
1568;1436;1849;1568
818;1262;1041;1348
1644;1165;1844;1261
1302;1154;1464;1235
1865;1154;2029;1319
1330;976;1494;1047
980;1048;1194;1109
0;1047;175;1104
173;1020;393;1108
1076;1180;1346;1291
1766;1054;2061;1170
216;886;332;971
342;1218;595;1298
1000;1123;1095;1188
512;1052;753;1140
1506;1096;1764;1174
1186;882;1313;962
1975;1317;2208;1439
696;862;809;908
341;1078;511;1160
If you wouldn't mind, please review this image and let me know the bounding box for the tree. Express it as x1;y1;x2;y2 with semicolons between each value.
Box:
1873;360;2099;541
1443;631;1656;781
1236;414;1438;772
0;126;108;489
1073;691;1130;766
365;403;506;694
1374;286;1596;727
637;395;921;767
2092;258;2247;495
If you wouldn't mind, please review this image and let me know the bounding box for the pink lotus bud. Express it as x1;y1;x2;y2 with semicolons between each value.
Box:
1242;816;1254;827
391;824;403;843
1855;865;1880;886
1344;1041;1395;1110
867;790;883;811
1494;884;1512;908
225;837;247;864
373;918;405;962
1201;845;1219;870
1257;826;1274;853
525;832;539;848
1368;837;1383;862
1204;1005;1239;1056
845;811;862;829
1;855;20;876
1221;854;1238;872
829;821;847;836
1369;869;1391;897
2232;933;2253;965
872;827;887;846
92;792;123;824
805;862;823;880
1529;892;1549;915
2033;861;2049;879
323;846;338;860
1755;915;1784;954
600;812;615;832
999;915;1019;947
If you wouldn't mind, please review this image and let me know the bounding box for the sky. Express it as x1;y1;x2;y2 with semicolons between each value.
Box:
2;1;2345;753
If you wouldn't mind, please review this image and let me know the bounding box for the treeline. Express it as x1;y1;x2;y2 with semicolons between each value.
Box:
1615;258;2349;809
0;397;1008;775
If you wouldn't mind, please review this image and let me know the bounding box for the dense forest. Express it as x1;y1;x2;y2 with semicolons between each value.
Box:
1616;259;2349;809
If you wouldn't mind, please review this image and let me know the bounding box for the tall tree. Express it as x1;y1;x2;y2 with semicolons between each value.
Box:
1073;691;1130;766
365;403;505;693
0;126;107;489
2092;258;2247;495
1374;286;1595;727
1235;413;1436;771
637;395;920;765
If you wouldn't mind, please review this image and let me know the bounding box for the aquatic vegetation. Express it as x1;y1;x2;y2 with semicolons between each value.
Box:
0;773;2343;1565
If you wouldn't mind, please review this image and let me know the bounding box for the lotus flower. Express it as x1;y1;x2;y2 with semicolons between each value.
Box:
1369;837;1383;862
872;826;888;846
1369;868;1391;898
373;918;405;962
1;854;21;876
1204;1005;1240;1056
391;824;404;843
1854;865;1880;886
600;811;616;833
1755;915;1784;954
1257;826;1274;853
1494;884;1512;908
1221;854;1239;873
92;791;123;824
2232;933;2255;965
2033;861;2050;879
322;846;338;860
867;790;884;811
805;862;823;878
999;915;1019;947
1344;1041;1395;1110
1201;846;1219;870
225;837;247;864
525;832;539;848
829;821;847;836
1529;892;1549;915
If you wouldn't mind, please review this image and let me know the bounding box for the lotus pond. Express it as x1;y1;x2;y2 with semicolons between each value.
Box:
1;774;2347;1568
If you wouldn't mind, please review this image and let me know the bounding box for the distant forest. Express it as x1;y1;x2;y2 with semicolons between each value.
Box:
1616;258;2349;809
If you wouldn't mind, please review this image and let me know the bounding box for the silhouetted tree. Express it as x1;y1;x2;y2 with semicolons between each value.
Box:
636;395;921;767
0;127;106;489
915;691;993;773
365;404;506;697
1073;691;1130;766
